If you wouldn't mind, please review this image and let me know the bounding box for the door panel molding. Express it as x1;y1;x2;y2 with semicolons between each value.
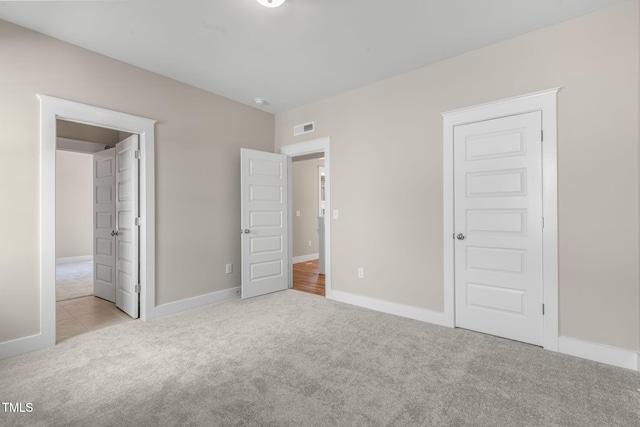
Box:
442;88;559;351
241;148;289;299
93;147;116;303
114;135;140;317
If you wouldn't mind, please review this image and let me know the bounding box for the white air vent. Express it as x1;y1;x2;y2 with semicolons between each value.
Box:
293;121;314;136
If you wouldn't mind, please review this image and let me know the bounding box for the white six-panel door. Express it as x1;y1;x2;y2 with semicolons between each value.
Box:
93;148;117;303
454;111;543;345
115;135;140;318
241;148;289;299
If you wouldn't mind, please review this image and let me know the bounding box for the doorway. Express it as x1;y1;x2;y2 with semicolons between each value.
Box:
35;95;156;354
442;89;559;351
291;154;326;296
55;121;138;342
239;137;331;300
281;137;332;297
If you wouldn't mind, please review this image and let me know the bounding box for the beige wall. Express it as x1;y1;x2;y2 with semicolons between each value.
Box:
276;1;640;351
292;158;324;258
57;120;121;145
0;20;274;343
55;151;93;259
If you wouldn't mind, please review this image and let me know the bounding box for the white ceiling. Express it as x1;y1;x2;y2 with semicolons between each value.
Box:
0;0;626;113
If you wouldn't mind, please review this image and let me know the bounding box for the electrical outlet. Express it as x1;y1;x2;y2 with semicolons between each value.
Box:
358;267;364;279
308;240;312;247
225;263;233;274
333;209;339;219
296;210;301;217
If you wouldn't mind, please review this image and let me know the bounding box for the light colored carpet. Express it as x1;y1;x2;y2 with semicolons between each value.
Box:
56;261;93;301
1;290;639;426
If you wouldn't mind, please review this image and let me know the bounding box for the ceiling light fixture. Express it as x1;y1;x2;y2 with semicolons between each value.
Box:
256;0;286;8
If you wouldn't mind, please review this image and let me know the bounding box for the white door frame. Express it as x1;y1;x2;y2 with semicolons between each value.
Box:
280;137;331;297
442;88;559;351
38;95;156;352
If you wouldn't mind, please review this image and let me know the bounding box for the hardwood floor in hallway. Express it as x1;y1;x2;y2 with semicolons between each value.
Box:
293;259;325;296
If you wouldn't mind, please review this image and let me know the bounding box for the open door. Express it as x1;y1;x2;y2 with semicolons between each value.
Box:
241;148;289;299
93;148;116;302
115;135;140;318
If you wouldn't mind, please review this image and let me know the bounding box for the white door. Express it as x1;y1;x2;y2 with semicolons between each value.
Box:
241;148;289;299
93;148;116;303
115;135;140;318
454;111;543;345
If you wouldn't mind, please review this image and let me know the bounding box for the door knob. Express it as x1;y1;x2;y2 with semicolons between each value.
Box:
243;229;250;234
111;230;119;237
456;233;465;240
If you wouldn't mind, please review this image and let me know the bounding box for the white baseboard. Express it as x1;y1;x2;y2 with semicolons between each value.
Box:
292;253;319;264
558;336;639;371
327;289;451;328
154;286;240;318
56;255;93;265
0;332;53;360
327;291;640;371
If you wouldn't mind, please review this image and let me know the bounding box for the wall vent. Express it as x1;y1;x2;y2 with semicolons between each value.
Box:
293;121;314;136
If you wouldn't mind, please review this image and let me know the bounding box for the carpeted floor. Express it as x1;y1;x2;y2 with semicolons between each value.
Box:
1;290;639;426
56;261;93;301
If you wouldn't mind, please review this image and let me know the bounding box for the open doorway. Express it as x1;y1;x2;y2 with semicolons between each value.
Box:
55;120;135;343
23;94;157;356
280;137;331;298
291;154;325;296
239;137;330;300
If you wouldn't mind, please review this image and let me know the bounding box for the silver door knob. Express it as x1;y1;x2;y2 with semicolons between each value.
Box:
243;229;250;234
456;233;465;240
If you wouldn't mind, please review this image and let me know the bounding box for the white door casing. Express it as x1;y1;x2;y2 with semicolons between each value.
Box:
442;88;559;352
115;135;140;318
241;148;289;299
454;112;543;345
0;95;156;360
93;147;117;303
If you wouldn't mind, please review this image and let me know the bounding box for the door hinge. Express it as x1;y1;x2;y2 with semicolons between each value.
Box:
542;216;545;228
541;130;544;142
134;284;141;293
135;217;142;226
135;150;142;160
542;304;545;315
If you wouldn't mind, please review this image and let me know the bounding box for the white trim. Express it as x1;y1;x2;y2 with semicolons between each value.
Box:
280;137;331;296
558;336;640;371
442;88;561;119
292;253;319;264
442;88;560;350
0;95;158;360
329;290;450;327
154;287;240;318
0;333;50;360
56;255;93;265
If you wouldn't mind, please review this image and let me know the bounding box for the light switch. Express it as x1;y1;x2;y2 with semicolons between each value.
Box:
332;209;339;219
296;210;301;217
